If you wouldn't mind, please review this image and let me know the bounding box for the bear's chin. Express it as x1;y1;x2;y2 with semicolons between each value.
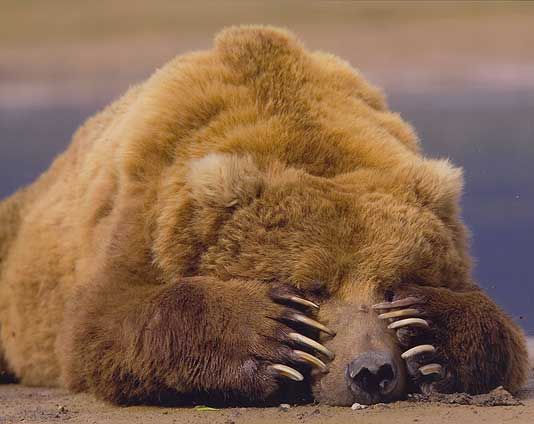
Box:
312;379;357;406
312;372;404;406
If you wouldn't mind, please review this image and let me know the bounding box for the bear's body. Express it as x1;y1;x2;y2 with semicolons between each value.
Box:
0;26;527;405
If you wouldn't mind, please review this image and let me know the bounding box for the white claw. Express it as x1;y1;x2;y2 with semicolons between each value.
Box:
293;350;329;372
270;364;304;381
372;297;421;310
378;308;420;320
401;344;436;359
286;296;320;311
419;363;442;376
388;318;429;330
290;313;336;336
288;333;335;360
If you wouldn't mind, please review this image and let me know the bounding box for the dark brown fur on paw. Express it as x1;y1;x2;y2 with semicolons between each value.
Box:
373;295;447;392
164;281;335;402
170;281;335;401
248;286;335;390
373;286;528;396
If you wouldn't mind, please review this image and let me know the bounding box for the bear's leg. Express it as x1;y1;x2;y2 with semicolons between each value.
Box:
373;286;528;395
60;276;333;404
0;339;7;382
0;331;16;383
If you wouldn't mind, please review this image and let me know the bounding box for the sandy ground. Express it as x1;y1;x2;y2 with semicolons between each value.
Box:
0;371;532;424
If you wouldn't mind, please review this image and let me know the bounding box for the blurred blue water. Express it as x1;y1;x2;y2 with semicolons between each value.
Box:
1;88;533;334
389;88;534;336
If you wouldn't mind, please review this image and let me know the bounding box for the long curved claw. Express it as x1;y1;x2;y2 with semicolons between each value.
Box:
401;344;435;359
293;350;328;372
378;308;420;320
289;313;336;336
388;318;429;330
287;296;320;311
270;364;304;381
288;332;335;360
372;297;421;310
419;363;442;376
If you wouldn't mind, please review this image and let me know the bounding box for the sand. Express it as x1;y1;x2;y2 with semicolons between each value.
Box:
0;371;532;424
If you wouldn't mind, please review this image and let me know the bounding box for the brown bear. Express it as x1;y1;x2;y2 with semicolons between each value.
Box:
0;26;528;406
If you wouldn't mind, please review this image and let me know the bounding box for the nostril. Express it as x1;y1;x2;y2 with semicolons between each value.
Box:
346;352;398;400
352;364;394;394
352;367;374;393
377;363;395;392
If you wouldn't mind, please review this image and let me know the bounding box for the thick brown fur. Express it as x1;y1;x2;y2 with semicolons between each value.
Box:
0;26;527;405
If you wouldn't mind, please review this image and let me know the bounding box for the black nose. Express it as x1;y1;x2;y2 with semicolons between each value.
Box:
345;351;398;404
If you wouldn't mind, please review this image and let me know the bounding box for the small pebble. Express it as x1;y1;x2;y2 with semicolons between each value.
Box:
279;403;291;412
351;402;368;410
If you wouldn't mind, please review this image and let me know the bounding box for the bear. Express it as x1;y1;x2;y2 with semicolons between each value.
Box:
0;25;528;406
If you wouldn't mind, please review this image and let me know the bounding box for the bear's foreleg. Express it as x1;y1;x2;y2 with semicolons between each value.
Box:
60;276;333;404
0;336;16;383
373;286;528;395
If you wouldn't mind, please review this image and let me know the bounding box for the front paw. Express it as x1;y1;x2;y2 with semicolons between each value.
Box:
225;285;336;401
372;293;454;395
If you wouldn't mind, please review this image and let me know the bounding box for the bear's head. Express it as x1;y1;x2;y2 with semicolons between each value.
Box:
154;152;470;405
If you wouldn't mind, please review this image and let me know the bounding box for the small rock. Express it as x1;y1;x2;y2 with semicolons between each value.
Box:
57;405;68;414
279;403;291;412
351;402;368;410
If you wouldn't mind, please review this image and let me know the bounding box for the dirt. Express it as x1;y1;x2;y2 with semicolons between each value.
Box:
408;386;522;406
0;371;531;424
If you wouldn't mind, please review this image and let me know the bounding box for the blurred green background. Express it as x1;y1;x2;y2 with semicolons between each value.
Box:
1;1;533;333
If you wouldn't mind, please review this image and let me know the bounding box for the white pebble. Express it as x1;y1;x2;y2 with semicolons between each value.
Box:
351;402;368;410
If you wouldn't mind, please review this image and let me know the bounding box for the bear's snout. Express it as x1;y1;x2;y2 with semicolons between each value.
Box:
312;300;407;405
345;351;399;405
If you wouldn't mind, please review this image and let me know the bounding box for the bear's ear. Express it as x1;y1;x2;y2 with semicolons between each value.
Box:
186;153;265;209
215;25;302;60
214;26;304;80
412;159;464;216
